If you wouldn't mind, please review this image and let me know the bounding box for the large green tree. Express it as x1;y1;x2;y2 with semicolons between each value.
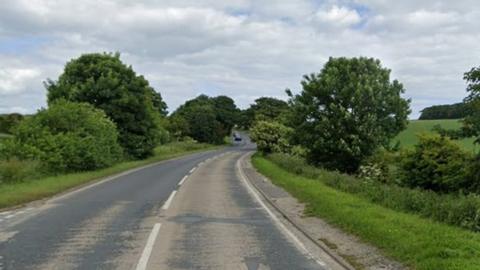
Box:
289;57;410;172
171;95;239;144
46;52;166;159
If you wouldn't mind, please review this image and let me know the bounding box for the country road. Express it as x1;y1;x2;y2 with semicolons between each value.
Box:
0;138;340;270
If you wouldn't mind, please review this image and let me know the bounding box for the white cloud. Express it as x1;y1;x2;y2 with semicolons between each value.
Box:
0;0;479;118
0;68;41;94
315;5;361;27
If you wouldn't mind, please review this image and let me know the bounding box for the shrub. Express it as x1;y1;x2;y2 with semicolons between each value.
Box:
5;101;122;172
399;134;471;193
265;153;480;232
250;121;293;154
0;159;43;184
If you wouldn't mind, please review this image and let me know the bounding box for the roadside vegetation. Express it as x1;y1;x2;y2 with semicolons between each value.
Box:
249;57;480;269
0;52;239;209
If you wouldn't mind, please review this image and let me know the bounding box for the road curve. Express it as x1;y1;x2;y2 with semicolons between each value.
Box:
0;140;335;270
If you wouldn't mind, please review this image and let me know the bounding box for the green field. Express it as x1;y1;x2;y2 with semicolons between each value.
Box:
392;119;478;152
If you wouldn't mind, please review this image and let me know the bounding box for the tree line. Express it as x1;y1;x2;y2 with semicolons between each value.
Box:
419;102;469;120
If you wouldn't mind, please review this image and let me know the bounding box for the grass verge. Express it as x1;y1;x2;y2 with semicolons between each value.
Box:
252;154;480;270
0;142;220;209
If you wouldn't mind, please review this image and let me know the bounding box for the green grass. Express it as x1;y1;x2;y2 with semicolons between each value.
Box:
0;141;220;209
252;155;480;270
392;119;477;152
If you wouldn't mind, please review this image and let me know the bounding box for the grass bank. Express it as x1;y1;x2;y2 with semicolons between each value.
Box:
0;141;220;209
392;119;477;152
252;155;480;270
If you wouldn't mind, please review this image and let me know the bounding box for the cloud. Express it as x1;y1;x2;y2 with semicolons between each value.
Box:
0;0;479;118
315;5;361;27
0;68;41;95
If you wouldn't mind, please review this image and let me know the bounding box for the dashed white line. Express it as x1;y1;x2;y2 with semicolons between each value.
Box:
178;175;188;186
161;190;177;210
189;167;196;174
135;223;162;270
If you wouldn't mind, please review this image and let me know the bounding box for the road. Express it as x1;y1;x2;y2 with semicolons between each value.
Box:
0;138;338;270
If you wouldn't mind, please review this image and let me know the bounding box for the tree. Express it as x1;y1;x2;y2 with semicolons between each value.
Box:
171;94;239;144
241;97;289;128
0;113;24;134
463;66;480;143
289;57;410;173
419;102;468;120
250;121;293;154
45;52;165;159
5;101;122;172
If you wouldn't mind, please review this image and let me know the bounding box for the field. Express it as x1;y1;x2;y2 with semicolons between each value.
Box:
392;119;478;152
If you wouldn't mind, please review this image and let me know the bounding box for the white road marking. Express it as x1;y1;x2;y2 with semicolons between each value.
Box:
236;155;326;267
5;215;15;219
161;190;177;210
189;167;196;174
135;223;162;270
178;175;188;186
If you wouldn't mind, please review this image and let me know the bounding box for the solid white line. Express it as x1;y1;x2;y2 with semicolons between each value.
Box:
135;223;162;270
5;214;15;219
161;190;177;210
236;155;326;267
189;167;196;174
178;175;188;186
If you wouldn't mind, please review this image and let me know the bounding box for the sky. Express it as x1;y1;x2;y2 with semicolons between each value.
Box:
0;1;479;118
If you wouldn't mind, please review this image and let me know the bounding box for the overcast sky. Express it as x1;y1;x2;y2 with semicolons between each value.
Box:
1;0;479;118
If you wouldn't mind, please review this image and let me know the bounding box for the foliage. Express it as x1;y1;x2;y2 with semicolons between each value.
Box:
392;119;477;151
4;101;122;173
419;102;469;120
463;65;480;144
45;52;165;159
265;153;480;232
239;97;289;128
0;113;24;134
399;134;471;193
253;155;480;270
289;57;410;173
171;94;239;144
250;121;293;154
0;159;43;184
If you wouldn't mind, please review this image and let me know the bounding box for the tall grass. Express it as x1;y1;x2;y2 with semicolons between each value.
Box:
253;155;480;270
267;153;480;232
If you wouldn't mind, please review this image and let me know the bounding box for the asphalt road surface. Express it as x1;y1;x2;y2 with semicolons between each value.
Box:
0;137;337;270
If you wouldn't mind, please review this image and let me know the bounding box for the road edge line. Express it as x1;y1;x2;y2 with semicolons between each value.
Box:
135;223;162;270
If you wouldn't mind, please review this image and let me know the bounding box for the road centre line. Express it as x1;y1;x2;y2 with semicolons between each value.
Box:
135;223;162;270
178;175;188;186
161;190;177;210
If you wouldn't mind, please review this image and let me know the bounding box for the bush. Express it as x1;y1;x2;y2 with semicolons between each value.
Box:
0;159;43;184
5;101;122;172
266;153;480;232
399;134;471;193
250;121;293;154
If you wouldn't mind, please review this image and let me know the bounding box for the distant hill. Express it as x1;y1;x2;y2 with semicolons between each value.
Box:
419;102;468;120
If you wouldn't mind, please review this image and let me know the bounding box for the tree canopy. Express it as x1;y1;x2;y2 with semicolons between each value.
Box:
289;57;410;172
170;94;239;144
45;52;166;159
419;103;468;120
463;66;480;143
239;97;289;129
